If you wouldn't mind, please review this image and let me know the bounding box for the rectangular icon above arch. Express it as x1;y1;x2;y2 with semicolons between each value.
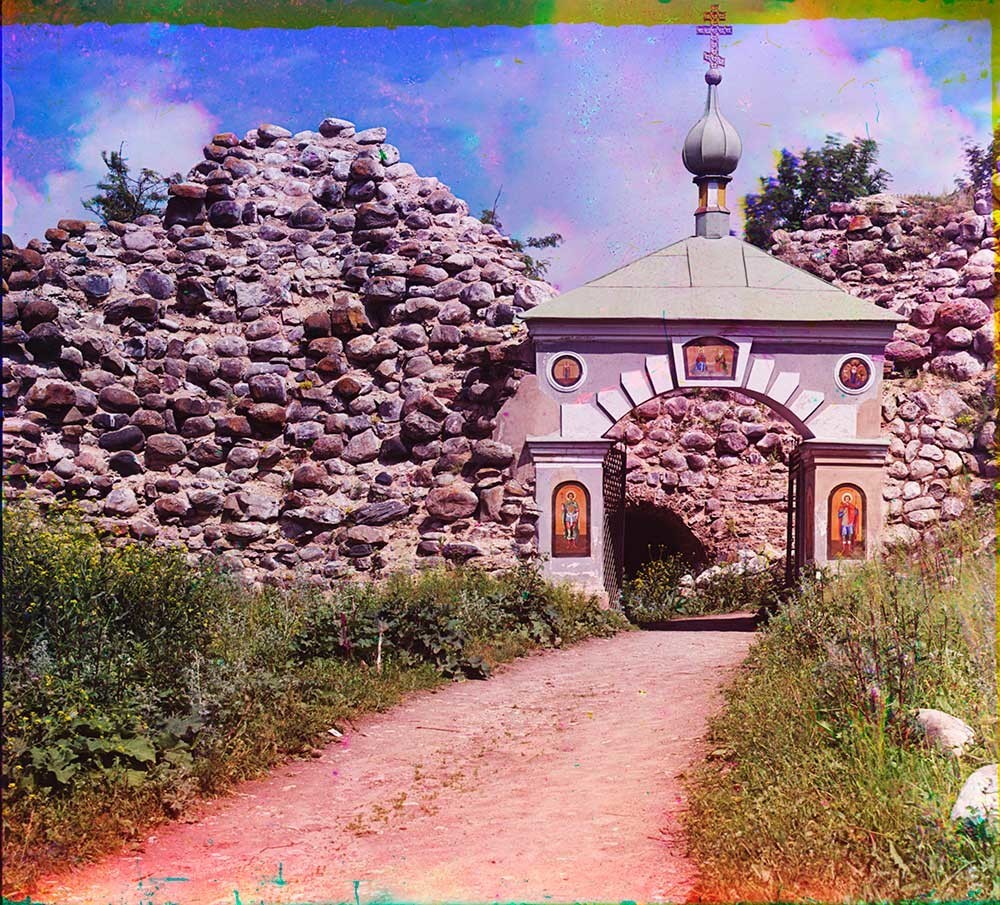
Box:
682;337;738;380
670;335;753;388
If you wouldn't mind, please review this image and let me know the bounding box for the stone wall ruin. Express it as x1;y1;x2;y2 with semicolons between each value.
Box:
2;120;995;583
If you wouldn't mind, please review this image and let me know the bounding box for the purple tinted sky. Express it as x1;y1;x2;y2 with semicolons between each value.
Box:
2;20;992;288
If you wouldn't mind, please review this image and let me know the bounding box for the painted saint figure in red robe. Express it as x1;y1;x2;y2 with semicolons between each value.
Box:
837;492;860;554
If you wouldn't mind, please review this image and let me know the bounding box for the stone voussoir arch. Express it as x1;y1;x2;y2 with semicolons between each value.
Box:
595;362;816;441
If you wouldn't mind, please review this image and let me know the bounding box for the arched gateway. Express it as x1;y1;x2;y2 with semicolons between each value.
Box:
510;62;902;600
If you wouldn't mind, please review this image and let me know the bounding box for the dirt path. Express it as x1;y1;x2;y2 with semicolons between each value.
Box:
35;615;755;905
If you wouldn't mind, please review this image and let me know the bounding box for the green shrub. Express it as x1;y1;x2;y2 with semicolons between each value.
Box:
620;557;689;625
691;561;783;615
291;563;624;678
620;555;782;625
293;587;489;679
3;503;240;807
3;503;232;708
686;509;998;901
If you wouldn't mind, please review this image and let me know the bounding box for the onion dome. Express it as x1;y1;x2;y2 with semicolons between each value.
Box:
682;69;742;179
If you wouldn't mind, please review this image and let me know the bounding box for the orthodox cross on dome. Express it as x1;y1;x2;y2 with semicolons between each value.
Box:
696;4;732;70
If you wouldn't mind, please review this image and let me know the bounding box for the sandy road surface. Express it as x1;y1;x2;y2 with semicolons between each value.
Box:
34;615;755;905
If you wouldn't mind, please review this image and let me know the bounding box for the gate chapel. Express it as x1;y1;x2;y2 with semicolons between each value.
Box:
509;28;902;600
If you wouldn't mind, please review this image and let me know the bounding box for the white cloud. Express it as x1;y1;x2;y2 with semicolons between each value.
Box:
394;22;988;288
3;74;217;244
733;29;984;198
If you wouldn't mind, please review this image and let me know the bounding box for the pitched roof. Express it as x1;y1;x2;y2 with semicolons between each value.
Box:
521;235;904;324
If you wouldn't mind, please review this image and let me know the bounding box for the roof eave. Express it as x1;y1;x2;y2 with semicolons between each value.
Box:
519;310;905;324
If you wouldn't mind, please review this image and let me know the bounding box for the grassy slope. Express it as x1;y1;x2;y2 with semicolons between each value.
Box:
1;501;624;895
686;511;998;902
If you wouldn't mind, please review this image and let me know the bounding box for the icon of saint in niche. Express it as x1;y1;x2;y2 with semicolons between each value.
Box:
552;482;590;557
562;491;580;542
839;357;871;391
693;349;708;374
837;492;859;554
828;484;865;560
714;348;729;373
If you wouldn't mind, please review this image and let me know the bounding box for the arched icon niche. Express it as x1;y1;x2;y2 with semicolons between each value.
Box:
552;481;591;558
828;483;866;560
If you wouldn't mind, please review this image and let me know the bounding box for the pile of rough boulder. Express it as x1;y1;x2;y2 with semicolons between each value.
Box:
610;391;796;563
770;190;996;545
2;118;555;585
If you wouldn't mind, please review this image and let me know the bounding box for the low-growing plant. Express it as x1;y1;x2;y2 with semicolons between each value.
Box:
292;583;488;679
291;562;623;678
692;561;783;615
619;556;689;625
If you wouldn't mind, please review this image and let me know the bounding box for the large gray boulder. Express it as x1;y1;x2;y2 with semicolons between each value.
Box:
425;484;478;521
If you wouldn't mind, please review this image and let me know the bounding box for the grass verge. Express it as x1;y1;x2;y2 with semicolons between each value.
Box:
685;508;997;902
1;500;624;895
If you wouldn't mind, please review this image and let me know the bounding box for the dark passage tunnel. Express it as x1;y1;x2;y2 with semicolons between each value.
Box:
622;503;707;580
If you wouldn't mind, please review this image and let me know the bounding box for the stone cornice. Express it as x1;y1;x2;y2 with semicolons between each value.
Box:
524;319;898;347
525;438;614;462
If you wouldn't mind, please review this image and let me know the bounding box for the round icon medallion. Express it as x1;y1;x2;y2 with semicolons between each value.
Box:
835;354;874;394
548;353;586;391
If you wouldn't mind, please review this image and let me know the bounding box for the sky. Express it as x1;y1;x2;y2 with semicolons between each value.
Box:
1;19;993;289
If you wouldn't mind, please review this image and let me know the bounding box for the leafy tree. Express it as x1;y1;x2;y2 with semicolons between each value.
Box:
954;125;999;192
82;144;174;224
480;187;563;280
742;135;891;249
